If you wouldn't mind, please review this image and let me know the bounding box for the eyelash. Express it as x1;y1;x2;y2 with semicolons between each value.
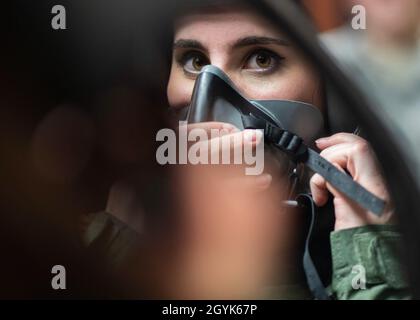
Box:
175;50;209;75
175;48;285;76
243;48;285;74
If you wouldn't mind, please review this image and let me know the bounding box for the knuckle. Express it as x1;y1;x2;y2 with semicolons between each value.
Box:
335;132;348;138
332;132;349;140
319;149;328;157
310;173;323;186
352;140;369;154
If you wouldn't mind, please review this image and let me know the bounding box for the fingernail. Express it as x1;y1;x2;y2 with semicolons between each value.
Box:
315;138;327;145
244;129;260;143
222;123;239;133
255;130;263;144
255;174;272;188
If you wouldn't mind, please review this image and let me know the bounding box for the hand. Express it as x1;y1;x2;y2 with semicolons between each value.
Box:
179;121;272;190
309;133;395;231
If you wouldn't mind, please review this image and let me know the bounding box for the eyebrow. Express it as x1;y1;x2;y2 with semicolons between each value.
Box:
233;36;290;48
172;36;290;51
173;39;206;51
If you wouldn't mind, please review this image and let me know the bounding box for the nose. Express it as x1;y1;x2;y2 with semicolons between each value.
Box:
206;61;245;97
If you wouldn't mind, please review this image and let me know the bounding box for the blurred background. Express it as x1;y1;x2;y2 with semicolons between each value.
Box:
308;0;420;181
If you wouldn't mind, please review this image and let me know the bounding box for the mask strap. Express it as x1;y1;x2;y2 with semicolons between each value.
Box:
241;114;386;216
296;194;332;300
287;168;299;200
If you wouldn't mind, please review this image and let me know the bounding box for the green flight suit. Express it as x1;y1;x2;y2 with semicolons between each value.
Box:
83;212;411;299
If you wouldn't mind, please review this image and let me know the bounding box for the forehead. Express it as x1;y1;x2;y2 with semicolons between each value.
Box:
174;7;285;44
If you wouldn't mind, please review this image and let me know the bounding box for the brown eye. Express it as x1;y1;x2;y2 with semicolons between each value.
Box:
243;50;282;73
255;53;271;68
192;56;207;70
182;52;210;74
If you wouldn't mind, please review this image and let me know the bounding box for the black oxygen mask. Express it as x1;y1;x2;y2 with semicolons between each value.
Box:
178;65;385;215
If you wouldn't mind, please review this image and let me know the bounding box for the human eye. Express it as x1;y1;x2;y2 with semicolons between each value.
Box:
177;51;210;76
243;49;284;74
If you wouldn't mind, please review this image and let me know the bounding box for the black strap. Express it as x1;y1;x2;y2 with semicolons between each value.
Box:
297;194;332;300
305;149;385;215
242;114;386;216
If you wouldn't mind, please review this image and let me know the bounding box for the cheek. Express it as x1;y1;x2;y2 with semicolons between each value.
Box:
239;66;323;110
167;65;195;108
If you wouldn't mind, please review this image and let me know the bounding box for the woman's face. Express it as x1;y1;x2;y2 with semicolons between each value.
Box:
167;6;323;110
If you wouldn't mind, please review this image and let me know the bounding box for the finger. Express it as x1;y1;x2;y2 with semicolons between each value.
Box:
315;133;364;149
320;141;379;179
180;122;239;150
181;121;239;135
320;146;388;209
310;161;349;206
324;162;348;196
191;129;263;165
319;143;352;173
208;129;263;161
310;173;329;207
319;142;353;160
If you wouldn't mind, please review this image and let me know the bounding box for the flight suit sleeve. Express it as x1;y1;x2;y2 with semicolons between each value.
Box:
82;211;140;267
329;224;412;300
